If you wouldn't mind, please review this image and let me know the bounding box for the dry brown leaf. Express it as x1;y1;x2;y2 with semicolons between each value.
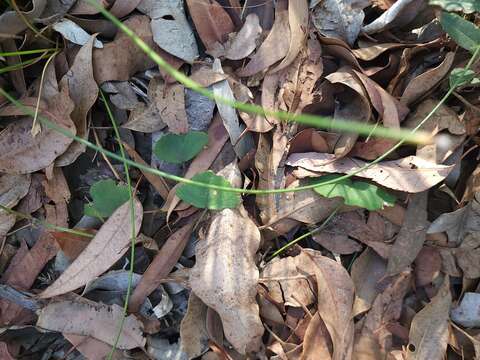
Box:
225;13;262;60
237;0;290;77
387;192;428;276
400;52;455;106
300;249;354;360
64;334;124;360
50;231;93;261
287;153;453;193
93;16;181;84
129;217;197;313
0;0;46;37
406;276;451;360
352;43;411;61
351;248;387;316
180;293;209;359
109;0;142;17
301;312;332;360
190;207;263;354
37;300;145;350
0;234;59;325
0;173;30;240
39;199;142;298
0;89;76;174
289;129;330;154
186;0;235;50
270;0;309;73
414;247;441;287
42;167;70;204
55;35;98;166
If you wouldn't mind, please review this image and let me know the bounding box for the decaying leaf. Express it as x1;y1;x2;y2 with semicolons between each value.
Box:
190;207;264;354
37;300;145;350
406;276;451;360
225;14;262;61
40;199;142;298
287;153;453;193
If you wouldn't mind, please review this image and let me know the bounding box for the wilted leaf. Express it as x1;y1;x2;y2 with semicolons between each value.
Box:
312;174;396;211
440;12;480;52
153;131;208;164
288;154;453;193
176;171;240;210
190;207;263;354
406;276;451;360
37;300;145;349
40;199;142;298
137;0;199;63
84;179;130;218
451;292;480;328
53;19;103;48
387;192;428;276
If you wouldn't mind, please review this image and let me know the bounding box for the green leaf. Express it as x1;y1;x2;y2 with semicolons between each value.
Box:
153;131;208;164
84;179;130;218
449;67;479;88
312;175;396;211
176;171;241;210
430;0;480;14
440;12;480;52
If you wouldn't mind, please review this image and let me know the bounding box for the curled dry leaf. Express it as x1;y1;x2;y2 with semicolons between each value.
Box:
39;199;143;298
56;35;98;166
237;0;290;77
387;192;428;276
52;19;103;48
225;13;262;60
406;276;451;360
0;89;76;174
37;300;145;350
190;208;264;354
400;52;455;106
185;0;235;50
287;153;454;193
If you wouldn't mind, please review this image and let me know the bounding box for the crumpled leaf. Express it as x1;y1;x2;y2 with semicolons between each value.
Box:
37;300;145;350
225;14;262;60
387;192;428;276
190;206;263;354
311;0;367;45
406;276;451;360
176;171;240;210
53;19;103;48
451;292;480;328
40;199;142;298
0;90;76;174
56;35;99;166
153;131;208;164
312;174;396;211
137;0;198;63
84;179;130;218
440;12;480;52
237;0;290;77
287;153;453;193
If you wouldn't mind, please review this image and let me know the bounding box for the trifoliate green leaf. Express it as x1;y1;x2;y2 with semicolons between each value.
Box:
450;68;479;88
312;174;396;211
176;171;240;210
153;131;208;164
84;179;130;218
440;12;480;52
430;0;480;14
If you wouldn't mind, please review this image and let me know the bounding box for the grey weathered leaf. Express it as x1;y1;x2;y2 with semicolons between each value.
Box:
225;14;262;60
53;19;103;48
451;292;480;328
137;0;198;63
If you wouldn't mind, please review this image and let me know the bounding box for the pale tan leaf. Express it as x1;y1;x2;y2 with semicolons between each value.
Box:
39;199;143;298
225;14;262;60
406;276;451;360
190;208;263;354
287;154;453;193
37;300;145;350
301;312;332;360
